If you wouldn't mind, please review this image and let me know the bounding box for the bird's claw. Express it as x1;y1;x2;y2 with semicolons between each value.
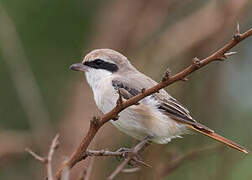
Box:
115;147;132;160
115;147;146;167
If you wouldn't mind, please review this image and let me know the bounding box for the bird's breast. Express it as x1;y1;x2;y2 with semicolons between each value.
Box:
92;78;118;113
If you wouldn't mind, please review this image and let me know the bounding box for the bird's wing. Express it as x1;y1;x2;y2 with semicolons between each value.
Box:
111;75;199;126
111;75;248;153
112;79;140;100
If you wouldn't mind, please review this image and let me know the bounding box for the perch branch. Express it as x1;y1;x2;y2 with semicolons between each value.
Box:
85;149;128;157
84;141;149;158
55;27;252;179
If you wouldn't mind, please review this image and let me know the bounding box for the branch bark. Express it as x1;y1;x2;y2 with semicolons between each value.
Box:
55;27;252;179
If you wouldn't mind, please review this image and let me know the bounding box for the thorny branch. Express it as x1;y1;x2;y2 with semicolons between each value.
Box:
26;134;59;180
55;26;252;179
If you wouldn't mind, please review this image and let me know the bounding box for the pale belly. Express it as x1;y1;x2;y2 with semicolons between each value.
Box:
95;88;188;144
111;107;188;143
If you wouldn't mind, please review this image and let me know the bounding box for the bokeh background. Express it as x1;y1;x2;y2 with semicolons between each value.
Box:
0;0;252;179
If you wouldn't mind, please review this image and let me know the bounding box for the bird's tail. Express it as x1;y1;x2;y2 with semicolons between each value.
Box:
185;123;248;154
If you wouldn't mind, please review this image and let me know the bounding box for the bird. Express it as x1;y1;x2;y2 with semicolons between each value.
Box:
70;48;248;154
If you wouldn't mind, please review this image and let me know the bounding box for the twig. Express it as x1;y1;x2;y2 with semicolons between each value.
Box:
26;134;59;180
85;149;126;157
48;134;60;180
25;148;47;163
84;144;147;158
162;68;171;82
55;26;252;179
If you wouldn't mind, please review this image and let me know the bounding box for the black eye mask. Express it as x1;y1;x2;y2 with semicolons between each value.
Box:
83;59;118;73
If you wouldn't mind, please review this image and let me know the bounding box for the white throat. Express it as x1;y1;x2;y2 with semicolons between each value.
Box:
85;69;112;91
85;69;114;112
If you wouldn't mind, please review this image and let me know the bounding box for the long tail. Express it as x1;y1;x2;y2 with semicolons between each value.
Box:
186;123;248;154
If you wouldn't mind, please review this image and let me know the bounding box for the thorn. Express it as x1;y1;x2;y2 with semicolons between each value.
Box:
217;51;237;61
116;89;123;107
162;68;171;82
236;21;240;34
181;77;189;81
233;33;241;41
224;51;237;57
91;116;100;127
112;115;120;121
192;57;201;68
141;88;146;93
233;22;241;41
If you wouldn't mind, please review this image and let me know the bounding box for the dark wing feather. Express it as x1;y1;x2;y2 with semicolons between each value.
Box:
154;94;213;133
157;97;195;123
112;79;140;99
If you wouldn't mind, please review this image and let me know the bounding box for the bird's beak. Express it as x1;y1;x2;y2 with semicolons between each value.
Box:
69;63;88;72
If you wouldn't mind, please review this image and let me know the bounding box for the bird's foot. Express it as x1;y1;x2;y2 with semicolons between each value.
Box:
115;147;145;167
114;136;152;167
115;147;133;159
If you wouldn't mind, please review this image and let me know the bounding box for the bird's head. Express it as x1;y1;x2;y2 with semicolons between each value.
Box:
70;49;136;88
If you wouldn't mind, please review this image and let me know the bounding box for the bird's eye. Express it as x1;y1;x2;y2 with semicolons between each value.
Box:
93;59;103;65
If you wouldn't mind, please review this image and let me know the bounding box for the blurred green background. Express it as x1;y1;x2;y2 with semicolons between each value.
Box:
0;0;251;179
